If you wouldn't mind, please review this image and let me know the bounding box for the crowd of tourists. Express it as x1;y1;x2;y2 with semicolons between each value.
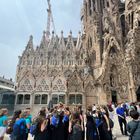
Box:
0;102;140;140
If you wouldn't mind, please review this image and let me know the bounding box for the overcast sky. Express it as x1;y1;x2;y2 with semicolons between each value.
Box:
0;0;82;81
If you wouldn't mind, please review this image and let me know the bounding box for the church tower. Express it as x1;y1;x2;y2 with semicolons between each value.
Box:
81;0;103;79
125;0;140;102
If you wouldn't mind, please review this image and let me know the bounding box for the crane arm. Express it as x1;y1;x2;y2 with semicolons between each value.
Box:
46;0;56;39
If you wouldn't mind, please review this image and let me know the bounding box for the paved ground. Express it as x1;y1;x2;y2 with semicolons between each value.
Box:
4;114;130;140
112;114;129;140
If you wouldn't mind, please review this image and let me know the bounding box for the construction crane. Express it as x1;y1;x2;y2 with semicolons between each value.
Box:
46;0;56;41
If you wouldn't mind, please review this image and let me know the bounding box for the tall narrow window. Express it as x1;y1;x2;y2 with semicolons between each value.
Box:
85;3;87;21
107;1;109;7
76;94;82;104
52;94;58;104
1;94;9;104
9;95;15;104
120;15;125;36
17;94;23;104
131;12;134;29
69;95;75;104
34;95;41;104
41;94;48;104
59;95;65;104
24;94;30;104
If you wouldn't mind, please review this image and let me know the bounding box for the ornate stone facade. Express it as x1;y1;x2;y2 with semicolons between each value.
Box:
81;0;140;106
15;0;140;113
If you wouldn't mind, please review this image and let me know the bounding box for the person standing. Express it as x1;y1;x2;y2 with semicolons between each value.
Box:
25;109;32;140
127;110;140;140
99;106;112;140
69;111;83;140
86;112;99;140
116;103;127;135
34;115;51;140
11;111;27;140
0;108;8;140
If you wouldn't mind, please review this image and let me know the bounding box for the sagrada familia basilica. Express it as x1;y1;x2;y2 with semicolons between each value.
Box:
15;0;140;112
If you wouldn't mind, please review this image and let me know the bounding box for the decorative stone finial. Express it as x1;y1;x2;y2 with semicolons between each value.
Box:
52;31;54;35
79;31;81;34
61;30;63;36
43;30;46;36
29;35;33;40
70;30;72;35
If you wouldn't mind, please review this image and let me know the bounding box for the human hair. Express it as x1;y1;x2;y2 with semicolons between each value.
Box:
101;105;109;118
13;110;21;120
20;111;27;118
87;105;92;112
70;111;81;125
0;108;8;117
130;110;139;120
26;107;31;110
39;110;46;118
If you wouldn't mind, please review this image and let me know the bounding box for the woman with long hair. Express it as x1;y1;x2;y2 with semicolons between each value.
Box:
69;111;83;140
99;105;112;140
34;115;51;140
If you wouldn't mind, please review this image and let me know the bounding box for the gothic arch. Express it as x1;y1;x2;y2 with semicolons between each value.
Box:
101;36;122;76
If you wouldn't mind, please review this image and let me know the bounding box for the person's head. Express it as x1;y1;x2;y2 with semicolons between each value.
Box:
59;102;64;108
39;108;46;117
26;108;31;115
100;105;109;117
87;105;92;112
130;110;139;120
13;110;22;119
20;111;27;118
1;108;8;116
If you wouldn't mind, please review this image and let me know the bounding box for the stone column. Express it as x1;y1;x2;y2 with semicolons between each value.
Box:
48;91;52;103
65;92;68;106
30;91;34;111
129;65;137;102
82;92;86;113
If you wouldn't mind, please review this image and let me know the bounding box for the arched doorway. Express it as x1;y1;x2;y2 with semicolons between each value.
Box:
136;86;140;101
111;90;117;104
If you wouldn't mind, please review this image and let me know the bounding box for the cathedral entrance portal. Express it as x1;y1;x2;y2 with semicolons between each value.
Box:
111;90;117;104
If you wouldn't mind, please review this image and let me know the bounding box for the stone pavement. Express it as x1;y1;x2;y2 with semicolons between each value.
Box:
4;114;130;140
112;114;129;140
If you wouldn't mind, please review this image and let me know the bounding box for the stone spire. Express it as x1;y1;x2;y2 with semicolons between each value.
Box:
59;30;65;49
66;30;74;48
26;35;33;50
40;31;47;48
24;35;34;54
76;31;82;49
